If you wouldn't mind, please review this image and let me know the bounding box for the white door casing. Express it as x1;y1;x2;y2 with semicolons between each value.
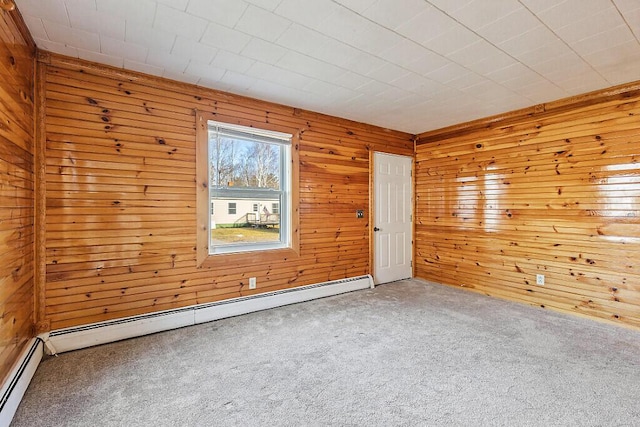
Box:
373;152;413;284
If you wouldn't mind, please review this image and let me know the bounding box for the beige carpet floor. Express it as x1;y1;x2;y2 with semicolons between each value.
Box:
11;279;640;426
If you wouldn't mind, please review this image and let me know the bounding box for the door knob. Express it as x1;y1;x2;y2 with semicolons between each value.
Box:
373;227;380;231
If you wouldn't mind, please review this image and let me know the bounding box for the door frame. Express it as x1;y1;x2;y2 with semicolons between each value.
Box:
369;151;415;285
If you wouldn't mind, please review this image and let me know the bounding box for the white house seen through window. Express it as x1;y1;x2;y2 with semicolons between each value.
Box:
208;120;292;254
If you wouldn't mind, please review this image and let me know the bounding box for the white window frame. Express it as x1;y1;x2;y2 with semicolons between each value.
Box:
207;120;292;255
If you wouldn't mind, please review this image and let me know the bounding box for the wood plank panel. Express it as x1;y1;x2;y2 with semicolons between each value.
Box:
415;81;640;330
0;8;35;384
42;54;413;329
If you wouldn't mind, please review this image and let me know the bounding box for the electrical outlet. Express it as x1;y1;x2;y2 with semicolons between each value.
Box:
536;274;545;286
356;209;364;218
249;277;257;290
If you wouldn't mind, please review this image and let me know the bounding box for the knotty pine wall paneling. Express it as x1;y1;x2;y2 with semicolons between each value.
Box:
415;83;640;329
40;53;413;330
0;8;36;382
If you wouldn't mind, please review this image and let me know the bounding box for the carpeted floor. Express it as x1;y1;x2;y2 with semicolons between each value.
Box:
11;279;640;426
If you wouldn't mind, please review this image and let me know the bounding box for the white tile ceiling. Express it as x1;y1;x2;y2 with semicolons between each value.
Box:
16;0;640;133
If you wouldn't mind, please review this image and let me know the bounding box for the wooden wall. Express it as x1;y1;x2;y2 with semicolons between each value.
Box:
0;9;35;381
415;84;640;329
39;54;413;330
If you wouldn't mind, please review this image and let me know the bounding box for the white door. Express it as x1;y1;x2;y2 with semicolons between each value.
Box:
373;152;412;284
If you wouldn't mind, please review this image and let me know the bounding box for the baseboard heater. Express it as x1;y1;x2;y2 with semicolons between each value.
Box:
0;338;43;427
0;275;374;426
40;274;374;355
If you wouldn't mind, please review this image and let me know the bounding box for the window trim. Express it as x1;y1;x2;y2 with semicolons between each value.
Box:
196;111;300;268
208;121;290;255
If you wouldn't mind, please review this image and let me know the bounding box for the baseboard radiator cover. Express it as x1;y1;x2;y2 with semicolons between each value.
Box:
42;274;375;355
0;338;44;427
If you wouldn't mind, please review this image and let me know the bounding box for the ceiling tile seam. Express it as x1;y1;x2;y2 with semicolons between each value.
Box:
425;0;563;104
98;31;117;65
612;0;640;46
330;2;463;81
326;0;532;106
165;41;195;76
231;1;251;33
32;2;70;49
61;1;71;27
172;2;300;87
181;0;249;36
227;3;294;79
155;0;448;101
126;7;201;78
248;59;340;94
237;36;387;97
204;30;316;88
309;1;477;101
183;48;318;96
195;59;230;86
52;5;188;75
37;16;52;44
516;0;612;87
231;1;296;37
147;1;180;69
177;54;190;75
229;62;313;94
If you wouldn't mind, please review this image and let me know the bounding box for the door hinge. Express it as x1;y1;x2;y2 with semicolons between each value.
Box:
410;260;413;267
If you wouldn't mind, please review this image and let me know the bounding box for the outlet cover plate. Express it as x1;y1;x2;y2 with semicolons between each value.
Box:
536;274;545;286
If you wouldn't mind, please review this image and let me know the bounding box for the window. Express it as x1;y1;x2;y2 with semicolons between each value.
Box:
207;120;292;254
196;111;300;267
